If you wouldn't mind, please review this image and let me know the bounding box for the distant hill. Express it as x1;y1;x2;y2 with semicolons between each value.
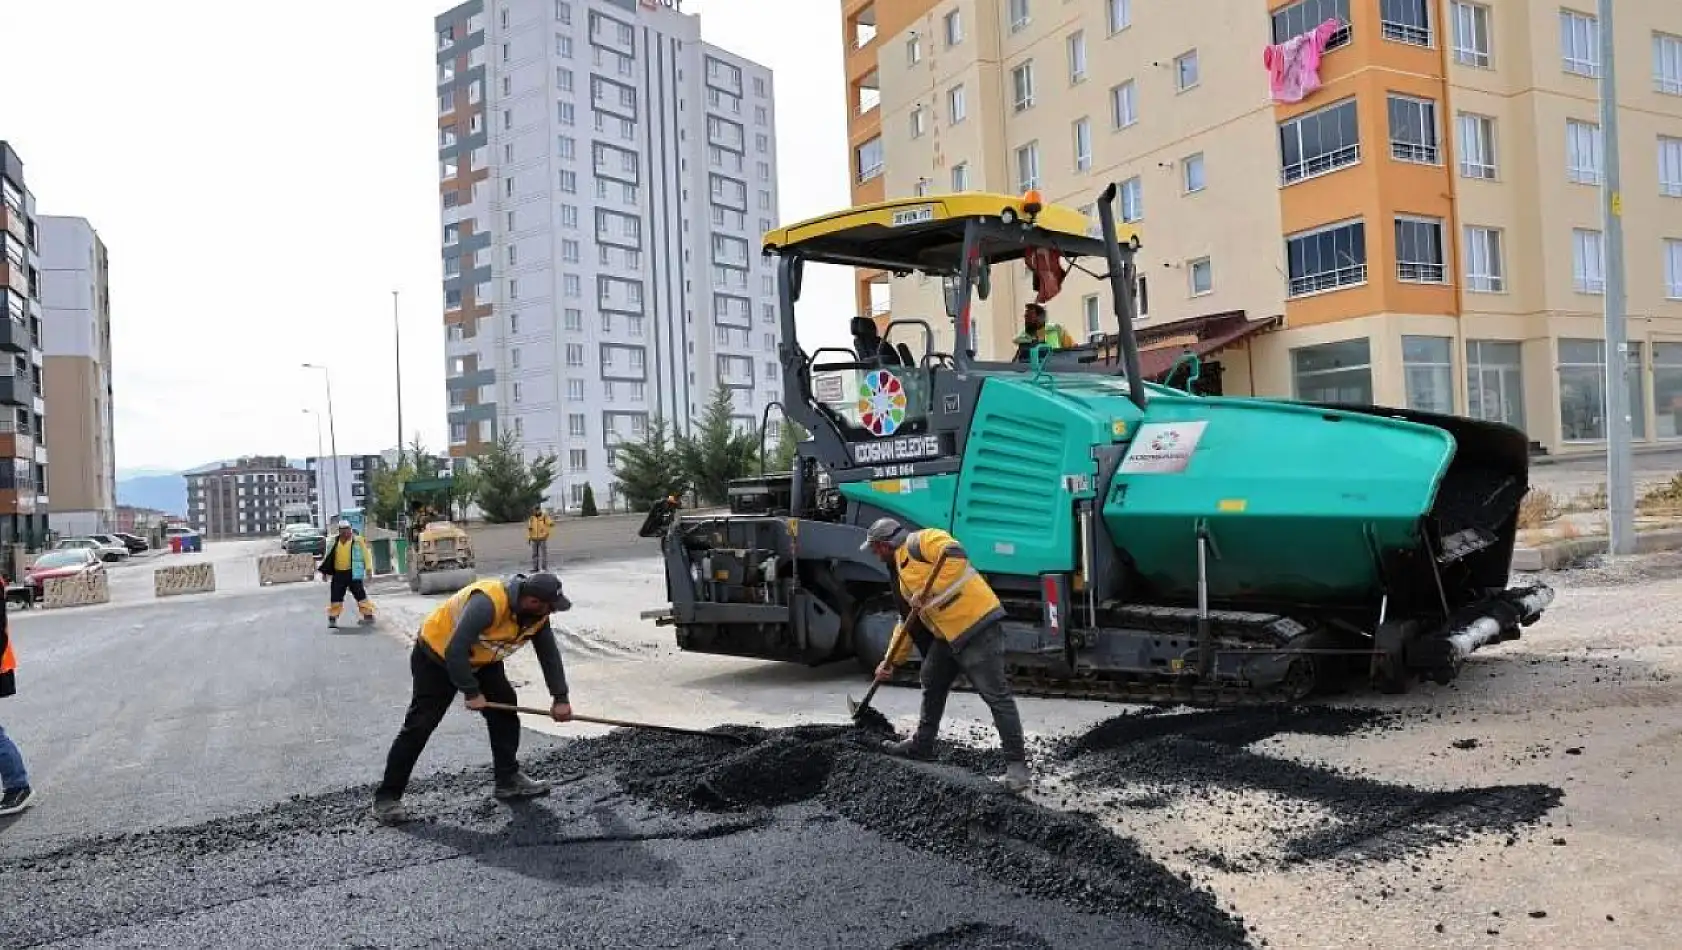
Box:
116;474;186;515
116;457;309;516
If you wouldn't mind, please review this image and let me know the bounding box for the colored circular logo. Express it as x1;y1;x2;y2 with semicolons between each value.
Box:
1149;430;1181;452
857;370;908;437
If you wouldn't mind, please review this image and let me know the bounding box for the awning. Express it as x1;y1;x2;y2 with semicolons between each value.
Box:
1130;312;1282;380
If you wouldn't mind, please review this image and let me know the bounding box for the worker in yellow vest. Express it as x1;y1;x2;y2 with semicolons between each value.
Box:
1014;302;1076;353
372;572;573;825
526;506;555;572
318;520;377;630
862;518;1031;793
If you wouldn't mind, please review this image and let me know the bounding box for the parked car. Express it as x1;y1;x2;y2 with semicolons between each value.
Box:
285;527;327;556
111;532;150;554
24;548;104;602
88;533;141;556
280;523;316;547
55;537;129;563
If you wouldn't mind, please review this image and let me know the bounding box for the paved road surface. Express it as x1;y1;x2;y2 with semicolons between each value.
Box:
0;576;1230;950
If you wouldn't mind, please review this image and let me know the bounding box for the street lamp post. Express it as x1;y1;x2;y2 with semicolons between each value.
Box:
302;408;327;523
393;290;405;466
302;363;342;520
1597;0;1635;555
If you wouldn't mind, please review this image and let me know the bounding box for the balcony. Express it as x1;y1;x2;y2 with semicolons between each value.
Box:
0;318;23;354
0;419;31;459
0;375;29;407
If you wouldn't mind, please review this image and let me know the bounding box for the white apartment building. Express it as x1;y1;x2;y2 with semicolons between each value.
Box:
435;0;783;511
38;215;115;537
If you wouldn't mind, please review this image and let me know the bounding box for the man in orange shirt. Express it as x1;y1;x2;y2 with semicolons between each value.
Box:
0;578;34;816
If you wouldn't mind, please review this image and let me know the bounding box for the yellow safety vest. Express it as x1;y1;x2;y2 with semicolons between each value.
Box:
1015;324;1074;350
886;528;1005;664
527;515;553;541
418;578;549;668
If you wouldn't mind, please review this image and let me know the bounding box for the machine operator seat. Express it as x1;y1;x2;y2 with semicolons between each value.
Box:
849;316;903;366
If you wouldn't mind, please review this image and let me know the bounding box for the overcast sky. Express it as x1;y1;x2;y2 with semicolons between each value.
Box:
0;0;854;474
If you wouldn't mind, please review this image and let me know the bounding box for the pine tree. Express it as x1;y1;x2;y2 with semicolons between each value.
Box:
676;385;758;506
771;419;809;472
613;416;687;511
474;430;559;523
580;483;599;516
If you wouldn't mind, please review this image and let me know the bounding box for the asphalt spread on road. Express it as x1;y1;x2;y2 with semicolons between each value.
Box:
0;703;1564;950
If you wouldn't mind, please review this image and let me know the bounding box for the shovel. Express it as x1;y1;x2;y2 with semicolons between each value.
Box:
481;702;750;744
848;549;951;721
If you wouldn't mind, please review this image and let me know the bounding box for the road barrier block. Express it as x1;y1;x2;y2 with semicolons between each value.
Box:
258;553;317;585
154;563;217;598
43;572;110;609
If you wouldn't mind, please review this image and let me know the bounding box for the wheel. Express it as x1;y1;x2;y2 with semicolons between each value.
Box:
407;565;421;592
850;606;901;675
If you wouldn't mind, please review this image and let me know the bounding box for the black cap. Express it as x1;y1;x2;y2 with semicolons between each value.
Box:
520;572;571;612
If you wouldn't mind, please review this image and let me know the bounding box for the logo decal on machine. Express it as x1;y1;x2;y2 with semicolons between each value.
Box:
852;434;942;466
1118;421;1209;474
857;370;908;437
943;393;961;414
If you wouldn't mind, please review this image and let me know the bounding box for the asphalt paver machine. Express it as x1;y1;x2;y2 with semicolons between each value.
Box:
641;187;1554;704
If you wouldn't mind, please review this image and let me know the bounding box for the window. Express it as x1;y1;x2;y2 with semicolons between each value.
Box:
565;273;582;297
1380;0;1431;46
1395;216;1446;283
1465;340;1526;431
1272;0;1351;50
1279;99;1360;183
1463;226;1505;292
1174;50;1199;91
944;9;962;46
1457;113;1496;179
909;107;926;138
1016;142;1040;191
1660;137;1682;197
1082;294;1101;338
1110;80;1136;128
1073;118;1092;171
1573;229;1606;293
1107;0;1131;34
565;308;582;331
566;344;584;366
1559;339;1610;442
510;348;522;369
568;414;587;437
1387;94;1439;164
856;137;884;183
937;87;963;129
1560;10;1599;77
1402;336;1454;414
1068;31;1087;83
510;312;521;335
1566;120;1603;184
951;162;970;191
906;37;921;66
1009;0;1030;32
1286;220;1367;296
1012;61;1035;111
1182;153;1206;193
512;382;524;405
1666;239;1682;299
1292;338;1373;403
1659;33;1682;95
1188;258;1213;295
1451;3;1491;67
1119;176;1143;222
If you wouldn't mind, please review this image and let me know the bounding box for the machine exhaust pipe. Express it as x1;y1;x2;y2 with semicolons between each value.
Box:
1444;586;1555;663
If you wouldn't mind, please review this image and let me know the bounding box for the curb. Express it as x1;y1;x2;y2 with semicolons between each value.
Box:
1512;527;1682;571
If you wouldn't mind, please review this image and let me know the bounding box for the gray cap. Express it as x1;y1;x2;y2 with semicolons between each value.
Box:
860;517;902;551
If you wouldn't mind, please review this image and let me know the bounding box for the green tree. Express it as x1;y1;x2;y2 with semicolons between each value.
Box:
581;483;599;516
771;419;809;473
474;430;559;523
613;415;687;512
367;456;416;529
676;385;758;506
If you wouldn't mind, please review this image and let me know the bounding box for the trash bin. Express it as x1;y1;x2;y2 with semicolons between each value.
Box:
371;538;393;576
393;538;409;576
170;537;182;554
187;535;202;554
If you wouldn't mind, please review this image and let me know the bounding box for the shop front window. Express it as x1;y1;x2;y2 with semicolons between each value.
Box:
1291;338;1373;404
1401;335;1454;414
1558;338;1604;442
1465;340;1525;432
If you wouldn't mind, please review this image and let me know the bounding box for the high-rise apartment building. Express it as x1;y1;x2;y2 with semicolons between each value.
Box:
0;142;49;548
306;453;385;524
864;0;1682;456
435;0;783;511
39;216;115;536
184;456;310;539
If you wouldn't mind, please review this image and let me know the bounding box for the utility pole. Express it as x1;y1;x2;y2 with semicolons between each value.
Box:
393;290;405;467
303;408;325;524
302;363;342;518
1599;0;1635;556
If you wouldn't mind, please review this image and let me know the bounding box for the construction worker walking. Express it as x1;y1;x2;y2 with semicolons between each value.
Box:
372;572;574;825
526;506;554;572
0;577;34;816
318;519;377;629
862;517;1032;793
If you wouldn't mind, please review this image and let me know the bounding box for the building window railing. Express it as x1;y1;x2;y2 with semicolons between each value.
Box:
1288;264;1366;297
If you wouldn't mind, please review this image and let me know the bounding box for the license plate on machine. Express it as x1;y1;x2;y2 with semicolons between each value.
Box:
434;540;456;556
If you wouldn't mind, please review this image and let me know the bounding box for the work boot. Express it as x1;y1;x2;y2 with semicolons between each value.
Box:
885;738;935;761
999;761;1032;794
493;771;551;800
0;786;36;816
327;616;339;630
370;797;411;825
358;613;376;627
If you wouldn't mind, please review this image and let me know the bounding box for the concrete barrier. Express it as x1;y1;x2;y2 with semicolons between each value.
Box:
154;562;217;598
43;572;110;609
258;553;317;585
